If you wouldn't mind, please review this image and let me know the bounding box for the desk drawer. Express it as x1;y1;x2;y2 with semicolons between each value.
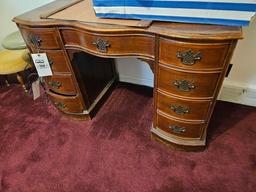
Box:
46;51;71;73
156;113;204;139
44;74;76;95
159;37;229;70
158;65;220;98
20;27;61;50
48;92;84;114
157;91;211;121
61;29;155;59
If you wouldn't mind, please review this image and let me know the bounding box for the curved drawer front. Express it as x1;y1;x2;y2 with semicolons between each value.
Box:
44;74;76;95
46;51;71;73
157;91;211;121
20;27;61;50
48;92;84;113
159;37;229;70
157;113;204;139
158;65;220;98
61;29;155;58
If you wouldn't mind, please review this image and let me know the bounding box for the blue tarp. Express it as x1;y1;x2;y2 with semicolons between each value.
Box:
92;0;256;26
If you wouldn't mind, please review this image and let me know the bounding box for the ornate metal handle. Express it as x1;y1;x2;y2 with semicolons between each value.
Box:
28;33;42;48
176;49;202;65
173;80;196;92
170;104;190;115
92;38;110;53
169;125;186;134
54;102;67;110
48;81;62;89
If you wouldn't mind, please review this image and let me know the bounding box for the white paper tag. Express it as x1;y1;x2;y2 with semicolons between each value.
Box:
32;80;40;100
31;53;53;77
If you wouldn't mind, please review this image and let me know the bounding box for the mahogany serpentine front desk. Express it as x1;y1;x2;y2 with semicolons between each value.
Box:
13;0;243;151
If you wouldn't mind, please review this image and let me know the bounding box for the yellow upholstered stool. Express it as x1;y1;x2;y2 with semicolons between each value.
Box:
0;49;31;92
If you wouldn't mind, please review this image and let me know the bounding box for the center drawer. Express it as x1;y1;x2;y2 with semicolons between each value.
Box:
60;29;155;59
157;65;220;98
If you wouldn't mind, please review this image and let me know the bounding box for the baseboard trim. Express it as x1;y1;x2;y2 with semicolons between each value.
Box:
218;80;256;107
118;74;256;107
118;74;153;88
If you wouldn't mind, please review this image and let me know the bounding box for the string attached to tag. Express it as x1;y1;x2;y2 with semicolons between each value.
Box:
39;77;49;104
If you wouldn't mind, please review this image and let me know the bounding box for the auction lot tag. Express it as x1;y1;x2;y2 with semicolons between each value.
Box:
31;53;52;77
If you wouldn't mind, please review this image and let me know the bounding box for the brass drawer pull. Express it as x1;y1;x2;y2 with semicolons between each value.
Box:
48;81;62;89
54;102;67;110
28;33;42;48
92;38;110;53
170;104;190;115
169;125;186;134
173;80;196;92
176;49;202;65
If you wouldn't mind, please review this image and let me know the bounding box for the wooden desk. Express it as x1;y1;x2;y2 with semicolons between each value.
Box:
13;0;243;151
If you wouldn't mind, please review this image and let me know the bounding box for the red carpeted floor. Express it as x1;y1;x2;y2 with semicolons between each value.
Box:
0;83;255;192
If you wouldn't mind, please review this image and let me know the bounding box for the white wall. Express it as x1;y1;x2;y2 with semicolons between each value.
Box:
116;19;256;106
117;19;256;89
218;19;256;106
0;0;255;106
116;58;154;87
0;0;54;50
228;17;256;89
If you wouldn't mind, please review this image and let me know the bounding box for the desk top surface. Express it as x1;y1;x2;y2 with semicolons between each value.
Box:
13;0;243;40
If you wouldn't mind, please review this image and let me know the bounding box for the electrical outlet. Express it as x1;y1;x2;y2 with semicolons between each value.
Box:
225;64;233;77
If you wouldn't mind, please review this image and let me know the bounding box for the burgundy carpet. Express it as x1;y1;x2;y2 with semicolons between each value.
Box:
0;83;255;192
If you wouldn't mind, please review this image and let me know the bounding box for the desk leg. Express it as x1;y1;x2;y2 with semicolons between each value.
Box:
5;75;10;87
17;72;28;93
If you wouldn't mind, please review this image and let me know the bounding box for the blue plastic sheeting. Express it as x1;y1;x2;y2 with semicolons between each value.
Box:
92;0;256;26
